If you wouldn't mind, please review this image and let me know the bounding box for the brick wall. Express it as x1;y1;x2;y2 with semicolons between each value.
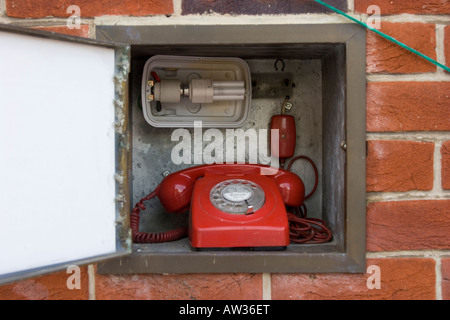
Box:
0;0;449;300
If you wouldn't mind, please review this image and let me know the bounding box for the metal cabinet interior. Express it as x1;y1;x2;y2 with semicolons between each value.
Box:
96;24;367;274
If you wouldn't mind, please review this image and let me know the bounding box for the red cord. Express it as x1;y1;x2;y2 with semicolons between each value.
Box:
151;71;160;82
287;206;332;244
286;155;332;244
287;155;318;200
130;187;188;243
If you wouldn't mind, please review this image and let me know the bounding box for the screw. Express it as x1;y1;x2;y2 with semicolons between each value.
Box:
284;101;293;111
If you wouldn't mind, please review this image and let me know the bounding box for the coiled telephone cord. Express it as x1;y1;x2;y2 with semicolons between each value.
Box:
130;187;188;243
286;155;332;244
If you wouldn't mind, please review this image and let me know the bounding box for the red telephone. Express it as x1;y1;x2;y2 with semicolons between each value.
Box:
132;96;332;248
131;163;305;250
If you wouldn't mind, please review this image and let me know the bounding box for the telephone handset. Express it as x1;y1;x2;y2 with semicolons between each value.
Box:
131;163;305;249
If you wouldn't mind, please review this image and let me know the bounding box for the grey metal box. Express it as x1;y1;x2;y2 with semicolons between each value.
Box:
96;24;367;274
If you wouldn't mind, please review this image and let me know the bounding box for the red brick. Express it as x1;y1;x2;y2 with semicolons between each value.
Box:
367;82;450;132
33;25;90;38
6;0;173;18
271;258;436;300
366;140;434;192
442;257;450;300
0;267;89;300
95;273;262;300
367;200;450;251
442;141;450;190
367;22;436;74
355;0;450;15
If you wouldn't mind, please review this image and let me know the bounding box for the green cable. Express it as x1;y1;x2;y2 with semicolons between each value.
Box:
314;0;450;72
